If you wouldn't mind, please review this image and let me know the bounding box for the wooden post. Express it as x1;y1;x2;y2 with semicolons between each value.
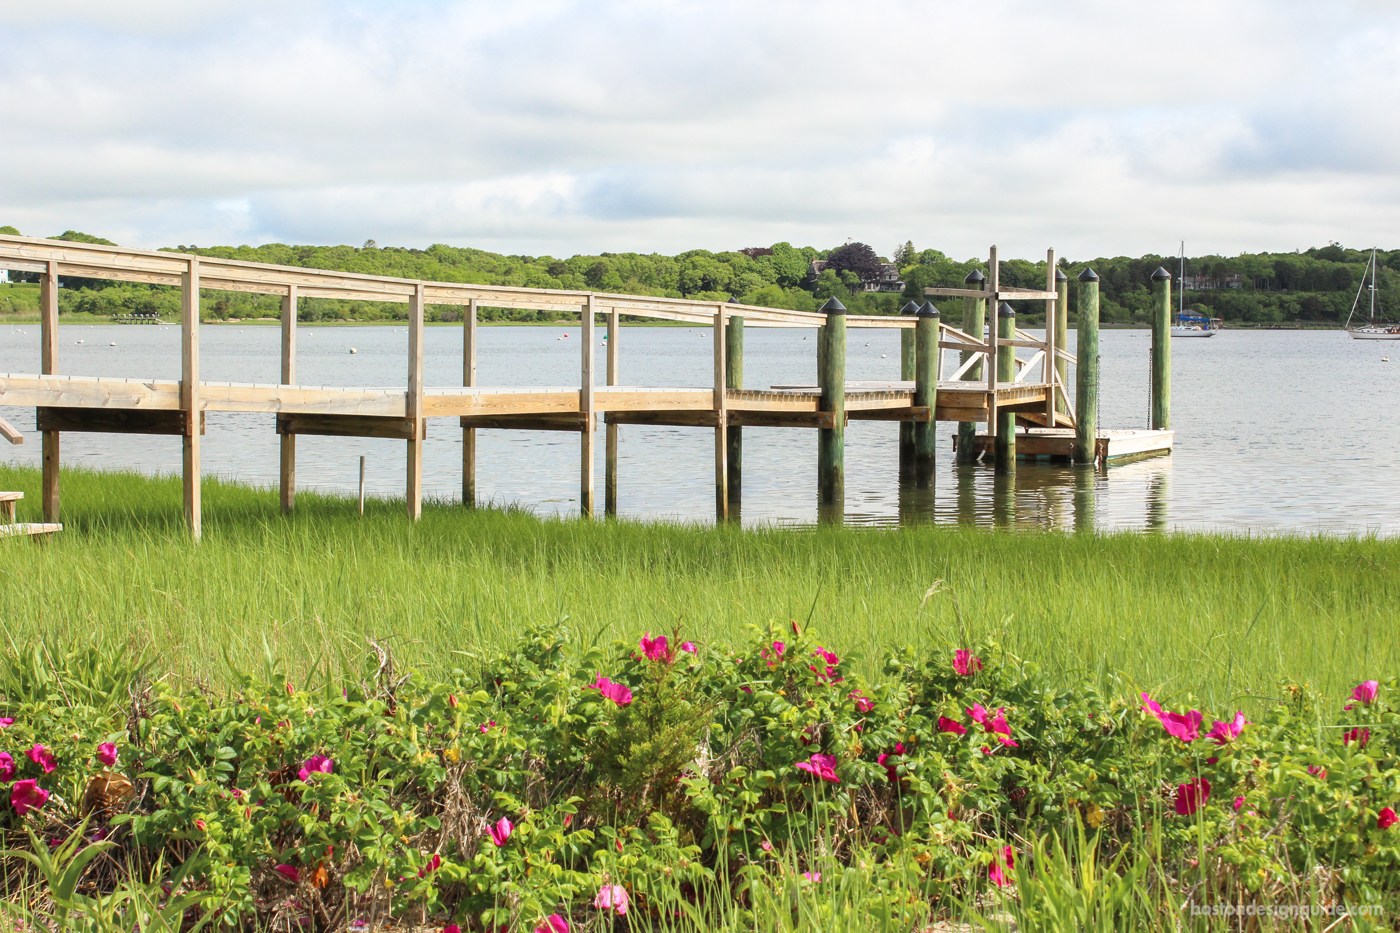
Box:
817;297;846;505
1043;248;1058;429
985;247;1000;453
406;283;425;521
994;302;1017;472
913;301;939;487
358;455;366;516
725;306;743;507
1055;267;1069;414
580;296;596;516
1073;458;1095;533
1074;269;1100;464
956;269;986;464
713;305;728;520
898;300;919;482
463;298;478;507
605;307;620;516
279;284;297;514
39;260;59;524
1150;266;1172;430
181;258;202;539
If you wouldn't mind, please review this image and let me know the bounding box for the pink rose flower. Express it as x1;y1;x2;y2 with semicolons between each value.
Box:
274;864;299;883
588;675;633;706
988;845;1014;887
26;745;55;774
1205;711;1248;746
680;641;697;653
640;634;670;663
593;884;629;915
850;691;874;713
1174;778;1211;816
298;755;333;782
489;816;513;847
794;753;839;783
534;915;568;933
1379;807;1398;830
0;753;14;782
801;871;822;882
1344;727;1370;748
96;743;118;767
11;779;48;816
1345;681;1379;710
938;716;967;736
953;650;983;676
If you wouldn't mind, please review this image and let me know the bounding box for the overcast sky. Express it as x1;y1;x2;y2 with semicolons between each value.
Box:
2;0;1398;261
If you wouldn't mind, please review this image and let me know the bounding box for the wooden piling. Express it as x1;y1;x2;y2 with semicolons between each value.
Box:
406;283;426;521
994;302;1017;471
604;307;620;516
985;247;1000;457
279;284;297;514
1055;268;1069;414
1073;460;1095;533
463;298;478;507
714;305;728;520
181;258;202;539
580;296;596;516
898;300;918;481
1043;248;1058;429
40;260;59;524
956;270;986;464
725;308;744;507
913;301;939;487
1150;267;1171;430
1074;269;1100;464
817;297;846;505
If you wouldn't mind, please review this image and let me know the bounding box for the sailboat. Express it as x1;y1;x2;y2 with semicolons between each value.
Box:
1345;248;1400;340
1171;242;1221;337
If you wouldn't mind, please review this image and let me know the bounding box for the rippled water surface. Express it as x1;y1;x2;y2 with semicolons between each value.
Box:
2;322;1396;534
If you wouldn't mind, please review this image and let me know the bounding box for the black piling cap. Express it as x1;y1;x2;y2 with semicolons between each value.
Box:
918;301;940;318
900;300;921;315
1150;266;1171;281
998;301;1016;318
1055;267;1068;282
820;297;847;315
1078;268;1099;282
964;269;986;285
727;296;740;303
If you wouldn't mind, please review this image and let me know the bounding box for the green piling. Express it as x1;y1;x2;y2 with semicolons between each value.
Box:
994;302;1017;471
817;298;846;505
956;269;986;464
1074;269;1100;465
898;300;919;482
913;301;939;487
1150;266;1171;430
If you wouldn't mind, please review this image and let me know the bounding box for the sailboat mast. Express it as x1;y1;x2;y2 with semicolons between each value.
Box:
1179;241;1184;319
1371;248;1377;322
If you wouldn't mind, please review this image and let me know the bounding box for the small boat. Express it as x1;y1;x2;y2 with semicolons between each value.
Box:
1345;248;1400;340
1172;313;1221;337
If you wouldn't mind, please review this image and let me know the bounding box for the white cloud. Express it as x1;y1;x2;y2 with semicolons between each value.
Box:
1;0;1398;258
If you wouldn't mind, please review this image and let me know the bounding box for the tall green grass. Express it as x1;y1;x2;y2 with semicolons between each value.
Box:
0;463;1395;703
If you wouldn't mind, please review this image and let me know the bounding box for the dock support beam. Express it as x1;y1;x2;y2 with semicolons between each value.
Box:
181;258;202;539
1055;268;1069;414
605;307;619;516
580;296;596;516
407;283;426;521
40;260;59;524
956;270;986;464
994;302;1016;472
817;298;846;506
279;284;297;514
464;298;478;507
714;305;728;521
725;307;743;510
913;302;939;486
1150;267;1172;430
898;300;918;482
1074;269;1100;464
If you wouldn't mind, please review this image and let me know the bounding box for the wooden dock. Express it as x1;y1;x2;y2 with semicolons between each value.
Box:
0;234;1169;535
959;428;1174;464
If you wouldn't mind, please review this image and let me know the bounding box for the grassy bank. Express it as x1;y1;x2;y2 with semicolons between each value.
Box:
0;464;1395;706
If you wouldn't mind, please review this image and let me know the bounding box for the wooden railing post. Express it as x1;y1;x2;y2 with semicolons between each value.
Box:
580;296;596;516
898;300;919;482
913;301;939;487
817;297;846;505
1044;248;1058;428
605;306;620;516
985;247;1000;453
406;283;426;520
181;257;202;539
279;284;297;514
725;300;743;509
40;260;59;524
713;305;728;521
956;269;986;464
464;298;478;507
994;302;1017;472
1150;266;1172;430
1074;269;1100;464
1055;267;1069;414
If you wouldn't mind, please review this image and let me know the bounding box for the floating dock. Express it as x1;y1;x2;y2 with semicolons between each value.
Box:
961;428;1174;463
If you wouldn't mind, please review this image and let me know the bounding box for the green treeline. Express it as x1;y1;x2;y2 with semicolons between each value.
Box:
2;227;1395;326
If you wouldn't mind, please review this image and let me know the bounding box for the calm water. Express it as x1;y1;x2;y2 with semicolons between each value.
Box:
2;322;1396;535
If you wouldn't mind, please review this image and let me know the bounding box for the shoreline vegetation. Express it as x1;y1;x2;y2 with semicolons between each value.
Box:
1;228;1394;330
0;465;1396;930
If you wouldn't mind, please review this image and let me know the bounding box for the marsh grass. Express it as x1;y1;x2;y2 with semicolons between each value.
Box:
0;463;1395;707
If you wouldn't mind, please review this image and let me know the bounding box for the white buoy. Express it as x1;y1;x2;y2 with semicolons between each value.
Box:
109;341;116;346
76;339;83;344
349;348;357;354
880;353;887;358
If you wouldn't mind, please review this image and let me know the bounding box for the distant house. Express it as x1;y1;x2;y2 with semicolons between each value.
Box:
0;269;7;284
806;260;905;293
1181;272;1244;291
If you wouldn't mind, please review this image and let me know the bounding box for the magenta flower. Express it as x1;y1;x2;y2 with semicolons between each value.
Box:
1308;765;1328;780
26;745;55;774
274;864;299;882
593;884;629;915
444;926;461;933
1379;807;1398;830
11;779;48;816
850;691;874;713
1206;711;1248;746
1233;796;1245;812
1140;692;1164;717
417;853;442;878
814;647;839;666
680;641;697;654
801;871;822;882
938;716;967;736
953;650;983;676
1345;681;1379;710
877;751;900;783
588;675;633;706
640;634;670;662
986;709;1020;748
760;839;773;852
96;743;118;767
761;641;786;668
489;816;513;847
1174;778;1211;816
480;721;496;733
298;755;333;782
1344;727;1370;748
0;753;14;782
967;703;991;727
795;753;840;783
534;915;569;933
988;845;1014;887
1141;694;1203;742
0;718;13;728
